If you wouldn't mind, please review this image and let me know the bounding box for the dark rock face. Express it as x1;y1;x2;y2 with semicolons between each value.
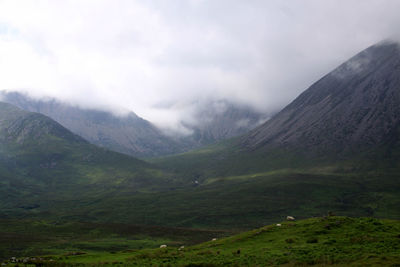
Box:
241;41;400;157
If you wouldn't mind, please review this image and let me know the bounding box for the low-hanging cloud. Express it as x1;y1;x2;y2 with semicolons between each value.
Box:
0;0;399;132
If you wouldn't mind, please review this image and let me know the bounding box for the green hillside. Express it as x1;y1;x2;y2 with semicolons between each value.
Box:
4;216;399;266
34;168;398;229
0;102;176;220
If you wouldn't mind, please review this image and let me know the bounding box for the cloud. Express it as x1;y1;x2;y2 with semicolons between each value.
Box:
0;0;399;132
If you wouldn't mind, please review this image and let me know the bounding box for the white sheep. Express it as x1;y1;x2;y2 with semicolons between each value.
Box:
276;223;282;227
286;216;295;221
160;244;167;248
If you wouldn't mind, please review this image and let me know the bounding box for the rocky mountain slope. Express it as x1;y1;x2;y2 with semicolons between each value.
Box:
242;41;400;159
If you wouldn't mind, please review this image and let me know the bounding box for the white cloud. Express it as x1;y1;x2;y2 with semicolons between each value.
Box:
0;0;399;132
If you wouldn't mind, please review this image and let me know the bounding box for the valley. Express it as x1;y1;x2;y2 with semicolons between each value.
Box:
0;32;399;267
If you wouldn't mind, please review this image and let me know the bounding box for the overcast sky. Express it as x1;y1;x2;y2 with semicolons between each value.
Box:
0;0;399;132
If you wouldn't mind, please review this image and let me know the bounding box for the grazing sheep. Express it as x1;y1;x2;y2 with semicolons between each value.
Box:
178;246;185;250
211;238;217;241
286;216;295;221
276;223;282;227
160;244;167;248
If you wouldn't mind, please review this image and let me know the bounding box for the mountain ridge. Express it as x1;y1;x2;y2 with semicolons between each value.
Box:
241;41;400;159
0;92;267;158
0;92;185;158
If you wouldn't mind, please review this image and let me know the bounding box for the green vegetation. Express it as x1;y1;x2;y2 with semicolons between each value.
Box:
3;217;399;266
0;219;231;261
0;102;181;221
44;170;398;228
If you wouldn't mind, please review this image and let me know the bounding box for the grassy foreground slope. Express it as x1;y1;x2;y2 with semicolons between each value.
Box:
4;216;399;266
0;219;231;261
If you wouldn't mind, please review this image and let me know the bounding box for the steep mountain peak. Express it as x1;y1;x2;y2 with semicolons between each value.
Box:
241;41;400;158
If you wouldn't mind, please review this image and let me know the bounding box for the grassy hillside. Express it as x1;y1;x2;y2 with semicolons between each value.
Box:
151;134;400;182
3;216;399;266
0;102;177;220
19;168;397;231
0;219;232;261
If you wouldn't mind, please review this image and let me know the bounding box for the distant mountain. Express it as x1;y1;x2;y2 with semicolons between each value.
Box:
0;92;267;157
0;92;185;158
182;100;268;147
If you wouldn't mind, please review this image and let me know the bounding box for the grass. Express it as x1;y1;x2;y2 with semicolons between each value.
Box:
0;219;231;261
34;170;399;229
3;216;399;266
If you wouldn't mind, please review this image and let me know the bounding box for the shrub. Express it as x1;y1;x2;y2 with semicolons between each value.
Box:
306;237;318;243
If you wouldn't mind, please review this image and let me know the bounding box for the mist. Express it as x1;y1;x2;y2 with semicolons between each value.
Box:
0;0;400;132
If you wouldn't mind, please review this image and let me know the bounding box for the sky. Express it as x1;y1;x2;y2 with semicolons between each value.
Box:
0;0;399;132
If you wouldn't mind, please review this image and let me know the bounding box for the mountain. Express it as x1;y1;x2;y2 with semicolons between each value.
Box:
0;92;267;158
181;100;268;146
242;41;400;161
0;92;185;158
155;41;400;177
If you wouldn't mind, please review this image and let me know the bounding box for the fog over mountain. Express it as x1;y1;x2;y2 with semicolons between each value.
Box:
1;0;400;133
0;91;266;157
